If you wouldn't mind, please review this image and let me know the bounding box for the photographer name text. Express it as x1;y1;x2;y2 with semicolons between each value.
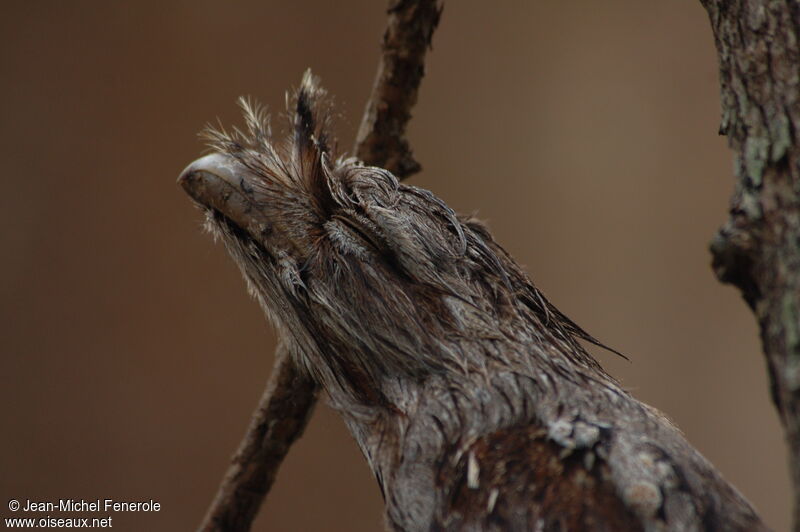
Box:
17;499;160;513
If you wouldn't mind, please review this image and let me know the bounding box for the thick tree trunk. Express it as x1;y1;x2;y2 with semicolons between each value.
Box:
702;0;800;528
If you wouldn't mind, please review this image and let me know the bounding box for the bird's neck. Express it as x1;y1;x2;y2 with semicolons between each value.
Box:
329;367;549;530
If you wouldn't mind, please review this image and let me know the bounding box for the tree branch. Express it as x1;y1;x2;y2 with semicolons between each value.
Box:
198;345;318;532
197;1;442;529
701;0;800;529
354;0;443;179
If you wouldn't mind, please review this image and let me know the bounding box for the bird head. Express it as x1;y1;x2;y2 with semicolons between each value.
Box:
179;71;612;408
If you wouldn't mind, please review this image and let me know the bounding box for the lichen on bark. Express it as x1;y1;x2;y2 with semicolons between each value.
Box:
702;0;800;528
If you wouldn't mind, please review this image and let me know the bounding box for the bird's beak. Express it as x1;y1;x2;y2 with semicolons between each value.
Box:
178;153;265;234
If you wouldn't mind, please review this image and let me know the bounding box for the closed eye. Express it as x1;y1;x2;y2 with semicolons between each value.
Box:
324;212;416;284
331;213;384;253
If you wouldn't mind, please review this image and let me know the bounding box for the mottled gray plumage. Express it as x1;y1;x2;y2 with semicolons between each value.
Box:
179;72;766;531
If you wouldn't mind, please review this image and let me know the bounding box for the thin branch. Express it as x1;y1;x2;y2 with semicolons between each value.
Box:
197;1;442;530
354;0;443;179
198;345;318;532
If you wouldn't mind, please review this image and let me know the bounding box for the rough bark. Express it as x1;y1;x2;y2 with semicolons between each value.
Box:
354;0;442;179
198;345;318;532
701;0;800;529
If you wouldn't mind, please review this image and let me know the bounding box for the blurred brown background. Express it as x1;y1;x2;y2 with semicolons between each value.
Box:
0;1;790;530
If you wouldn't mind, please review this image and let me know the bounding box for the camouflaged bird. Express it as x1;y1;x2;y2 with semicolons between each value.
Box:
179;72;766;532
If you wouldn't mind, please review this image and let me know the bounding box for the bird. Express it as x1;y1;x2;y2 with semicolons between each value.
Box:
179;71;766;531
